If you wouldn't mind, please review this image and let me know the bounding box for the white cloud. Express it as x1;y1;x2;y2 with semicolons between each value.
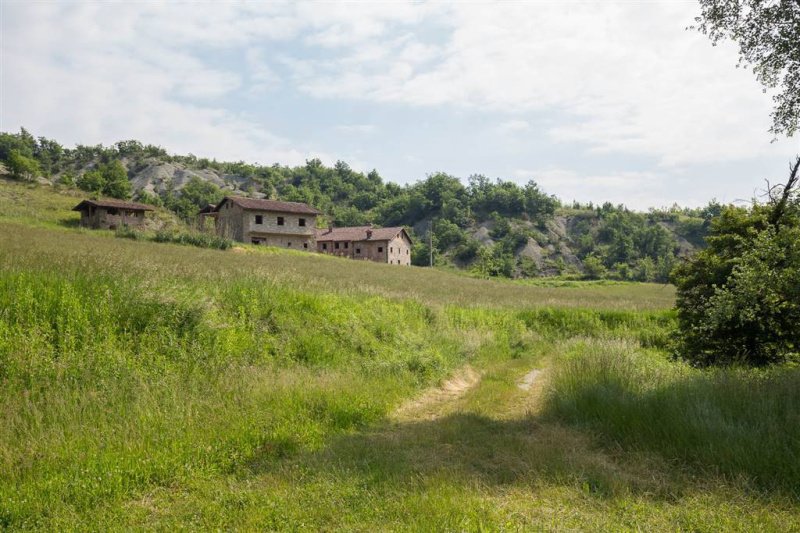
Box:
497;119;530;135
517;167;672;210
285;2;796;167
1;2;306;164
336;124;377;134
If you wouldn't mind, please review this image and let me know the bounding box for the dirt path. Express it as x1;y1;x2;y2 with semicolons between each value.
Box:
518;369;542;391
393;365;481;421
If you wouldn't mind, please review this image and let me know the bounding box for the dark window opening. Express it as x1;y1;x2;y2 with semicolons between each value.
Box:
390;247;393;253
355;248;361;254
344;242;349;249
299;218;306;227
303;243;308;249
277;216;284;225
406;249;409;255
323;243;327;250
251;239;260;245
335;242;340;250
255;215;263;224
378;246;383;253
287;242;292;247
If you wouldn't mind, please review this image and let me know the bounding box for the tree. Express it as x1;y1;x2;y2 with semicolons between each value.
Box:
672;157;800;366
695;0;800;136
6;149;40;180
101;161;132;199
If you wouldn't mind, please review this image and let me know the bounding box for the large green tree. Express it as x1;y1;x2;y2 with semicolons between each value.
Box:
695;0;800;136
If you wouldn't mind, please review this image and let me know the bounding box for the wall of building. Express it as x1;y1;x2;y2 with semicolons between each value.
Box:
244;211;315;240
317;232;412;265
249;232;314;250
386;234;412;265
217;204;317;250
80;207;146;230
216;203;246;241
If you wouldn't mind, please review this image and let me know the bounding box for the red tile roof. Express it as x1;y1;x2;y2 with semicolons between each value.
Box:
217;196;320;215
315;225;411;243
72;198;155;212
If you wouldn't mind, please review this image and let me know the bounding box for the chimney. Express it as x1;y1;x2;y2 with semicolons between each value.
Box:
327;223;333;234
366;229;373;239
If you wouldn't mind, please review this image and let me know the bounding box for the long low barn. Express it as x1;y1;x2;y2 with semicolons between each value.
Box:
315;225;412;265
73;199;154;229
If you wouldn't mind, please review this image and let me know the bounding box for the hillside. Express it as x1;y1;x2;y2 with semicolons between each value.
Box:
0;129;717;282
2;177;799;530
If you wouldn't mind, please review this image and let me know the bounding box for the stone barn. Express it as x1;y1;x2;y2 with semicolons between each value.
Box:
316;225;412;265
72;199;154;230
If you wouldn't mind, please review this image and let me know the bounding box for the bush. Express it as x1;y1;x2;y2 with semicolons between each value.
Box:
153;229;233;250
672;162;800;366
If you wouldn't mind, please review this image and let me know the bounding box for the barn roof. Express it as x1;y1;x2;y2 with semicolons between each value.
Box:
72;198;155;212
216;196;320;215
315;225;411;243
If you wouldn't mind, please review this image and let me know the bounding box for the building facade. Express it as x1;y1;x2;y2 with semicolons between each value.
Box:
214;196;319;250
72;199;154;230
316;225;412;265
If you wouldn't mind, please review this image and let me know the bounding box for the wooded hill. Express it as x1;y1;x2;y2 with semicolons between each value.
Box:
0;128;718;281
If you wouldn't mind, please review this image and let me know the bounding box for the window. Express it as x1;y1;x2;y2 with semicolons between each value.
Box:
251;239;260;245
355;248;361;254
344;242;349;249
323;243;327;250
390;247;393;253
299;218;306;227
255;215;263;224
335;242;340;250
277;216;284;226
406;249;409;255
378;246;383;253
287;242;291;247
303;243;308;249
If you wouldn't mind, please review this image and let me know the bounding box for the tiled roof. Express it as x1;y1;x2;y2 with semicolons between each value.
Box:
315;225;410;243
72;198;155;212
217;196;320;215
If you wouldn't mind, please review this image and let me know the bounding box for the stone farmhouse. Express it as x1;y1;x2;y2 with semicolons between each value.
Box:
214;196;320;250
316;225;412;265
73;198;153;230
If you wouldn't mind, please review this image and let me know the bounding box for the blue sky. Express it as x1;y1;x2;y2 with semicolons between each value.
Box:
1;1;797;209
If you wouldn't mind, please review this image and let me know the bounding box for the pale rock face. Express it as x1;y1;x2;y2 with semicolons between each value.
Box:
128;160;252;195
473;226;494;245
518;238;545;269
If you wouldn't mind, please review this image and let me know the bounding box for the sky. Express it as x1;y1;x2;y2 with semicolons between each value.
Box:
1;1;798;210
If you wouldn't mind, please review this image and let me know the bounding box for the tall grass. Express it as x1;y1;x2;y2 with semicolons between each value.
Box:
545;339;800;494
0;260;516;527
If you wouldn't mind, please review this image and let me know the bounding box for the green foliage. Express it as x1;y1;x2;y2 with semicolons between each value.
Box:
673;160;800;366
5;149;40;181
77;161;132;199
162;176;223;219
582;255;606;280
152;229;233;250
695;0;800;136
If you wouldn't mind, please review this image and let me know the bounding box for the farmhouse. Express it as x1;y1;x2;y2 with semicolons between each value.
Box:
316;225;412;265
214;196;319;249
72;198;154;229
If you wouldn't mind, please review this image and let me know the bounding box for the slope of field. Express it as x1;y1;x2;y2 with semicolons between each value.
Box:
1;180;798;530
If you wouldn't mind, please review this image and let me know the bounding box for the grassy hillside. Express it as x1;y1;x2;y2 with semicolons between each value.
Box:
1;129;713;281
1;179;798;530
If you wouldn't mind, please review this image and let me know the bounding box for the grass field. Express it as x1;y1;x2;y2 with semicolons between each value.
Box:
1;179;798;530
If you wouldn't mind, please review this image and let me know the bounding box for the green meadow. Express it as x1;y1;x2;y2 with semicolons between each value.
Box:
1;179;798;530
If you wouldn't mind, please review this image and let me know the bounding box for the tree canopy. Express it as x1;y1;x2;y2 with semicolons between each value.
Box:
695;0;800;136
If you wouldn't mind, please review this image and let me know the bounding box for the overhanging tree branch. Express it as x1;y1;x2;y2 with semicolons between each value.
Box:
768;155;800;227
